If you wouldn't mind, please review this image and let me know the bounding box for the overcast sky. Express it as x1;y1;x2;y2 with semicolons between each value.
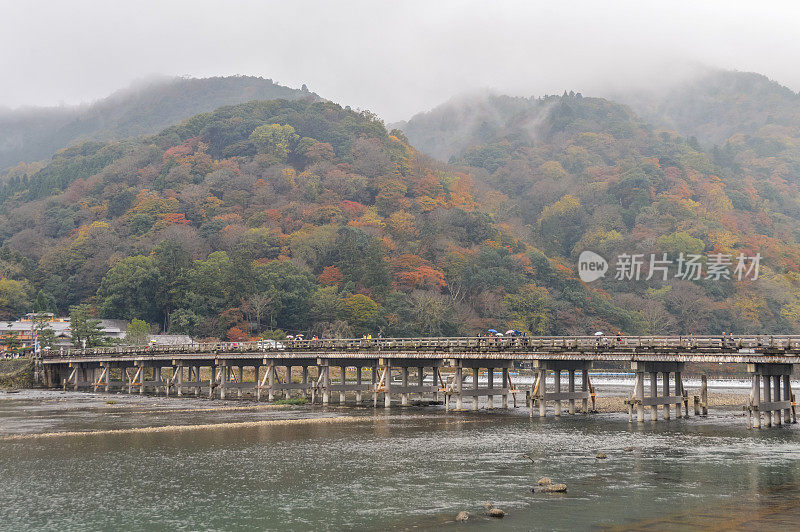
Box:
2;0;800;121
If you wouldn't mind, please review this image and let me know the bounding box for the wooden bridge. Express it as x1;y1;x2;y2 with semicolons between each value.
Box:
39;335;800;429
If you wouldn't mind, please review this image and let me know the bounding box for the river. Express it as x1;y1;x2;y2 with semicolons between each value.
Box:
0;386;798;530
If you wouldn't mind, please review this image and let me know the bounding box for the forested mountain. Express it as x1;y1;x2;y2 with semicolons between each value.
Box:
2;98;554;339
0;76;316;171
401;81;800;335
2;71;800;340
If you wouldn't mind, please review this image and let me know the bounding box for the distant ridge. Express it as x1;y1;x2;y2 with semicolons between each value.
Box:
0;76;318;170
615;70;800;146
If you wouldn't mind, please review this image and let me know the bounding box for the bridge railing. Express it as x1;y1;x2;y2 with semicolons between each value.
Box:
46;334;800;359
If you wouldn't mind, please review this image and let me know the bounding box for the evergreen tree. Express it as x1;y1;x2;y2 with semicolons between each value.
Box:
69;305;105;348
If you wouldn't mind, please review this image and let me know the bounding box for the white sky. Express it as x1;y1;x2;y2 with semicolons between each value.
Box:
2;0;800;121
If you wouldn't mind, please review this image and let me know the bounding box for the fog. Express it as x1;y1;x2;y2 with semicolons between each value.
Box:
2;0;800;121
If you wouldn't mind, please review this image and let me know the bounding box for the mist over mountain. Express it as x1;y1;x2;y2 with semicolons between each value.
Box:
400;70;800;162
614;69;800;147
395;90;637;162
0;76;317;171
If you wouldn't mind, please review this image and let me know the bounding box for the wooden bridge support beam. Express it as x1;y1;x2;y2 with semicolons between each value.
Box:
383;363;391;407
65;363;80;391
627;361;686;423
153;366;162;396
694;374;709;416
321;363;330;404
472;368;480;411
208;365;217;398
746;363;796;429
316;359;374;405
92;364;110;393
175;364;183;396
356;366;363;403
533;360;593;418
454;367;463;410
380;358;442;408
340;366;348;404
371;366;378;406
502;368;509;409
447;359;513;411
166;363;206;397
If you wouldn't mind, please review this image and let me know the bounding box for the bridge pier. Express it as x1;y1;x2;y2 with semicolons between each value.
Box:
532;360;593;418
378;358;442;407
219;364;229;400
447;359;512;411
340;366;348;404
321;362;330;404
255;358;314;402
693;374;709;416
502;368;509;409
91;363;111;393
627;362;686;422
402;367;409;406
315;360;375;405
746;363;796;429
176;364;204;396
208;365;217;398
175;363;183;396
383;363;391;407
356;367;363;403
66;364;80;391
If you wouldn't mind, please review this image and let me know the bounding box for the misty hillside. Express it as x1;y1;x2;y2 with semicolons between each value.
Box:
0;76;317;171
397;91;636;162
399;86;800;335
391;93;550;161
618;70;800;147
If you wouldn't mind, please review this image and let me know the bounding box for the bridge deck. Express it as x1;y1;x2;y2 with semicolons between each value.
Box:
41;335;800;365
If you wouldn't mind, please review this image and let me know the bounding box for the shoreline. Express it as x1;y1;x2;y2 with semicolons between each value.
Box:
1;385;753;414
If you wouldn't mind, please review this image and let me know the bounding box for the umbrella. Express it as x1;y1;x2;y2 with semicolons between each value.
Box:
505;330;516;335
487;329;498;333
594;331;604;336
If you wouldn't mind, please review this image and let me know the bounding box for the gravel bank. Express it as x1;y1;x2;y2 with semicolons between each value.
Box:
592;389;748;413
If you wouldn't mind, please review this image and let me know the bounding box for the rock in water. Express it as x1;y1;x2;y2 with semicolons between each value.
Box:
596;452;607;459
537;477;552;485
532;483;568;493
455;511;470;522
487;508;505;518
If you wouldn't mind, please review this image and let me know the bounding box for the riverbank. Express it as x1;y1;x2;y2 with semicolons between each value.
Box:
0;358;34;389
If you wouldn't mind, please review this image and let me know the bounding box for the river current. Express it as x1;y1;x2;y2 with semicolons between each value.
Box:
0;387;798;531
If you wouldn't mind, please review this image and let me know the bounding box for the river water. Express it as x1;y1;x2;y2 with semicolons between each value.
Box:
0;388;798;531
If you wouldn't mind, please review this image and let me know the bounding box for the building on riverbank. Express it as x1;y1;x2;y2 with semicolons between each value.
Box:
0;314;127;354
